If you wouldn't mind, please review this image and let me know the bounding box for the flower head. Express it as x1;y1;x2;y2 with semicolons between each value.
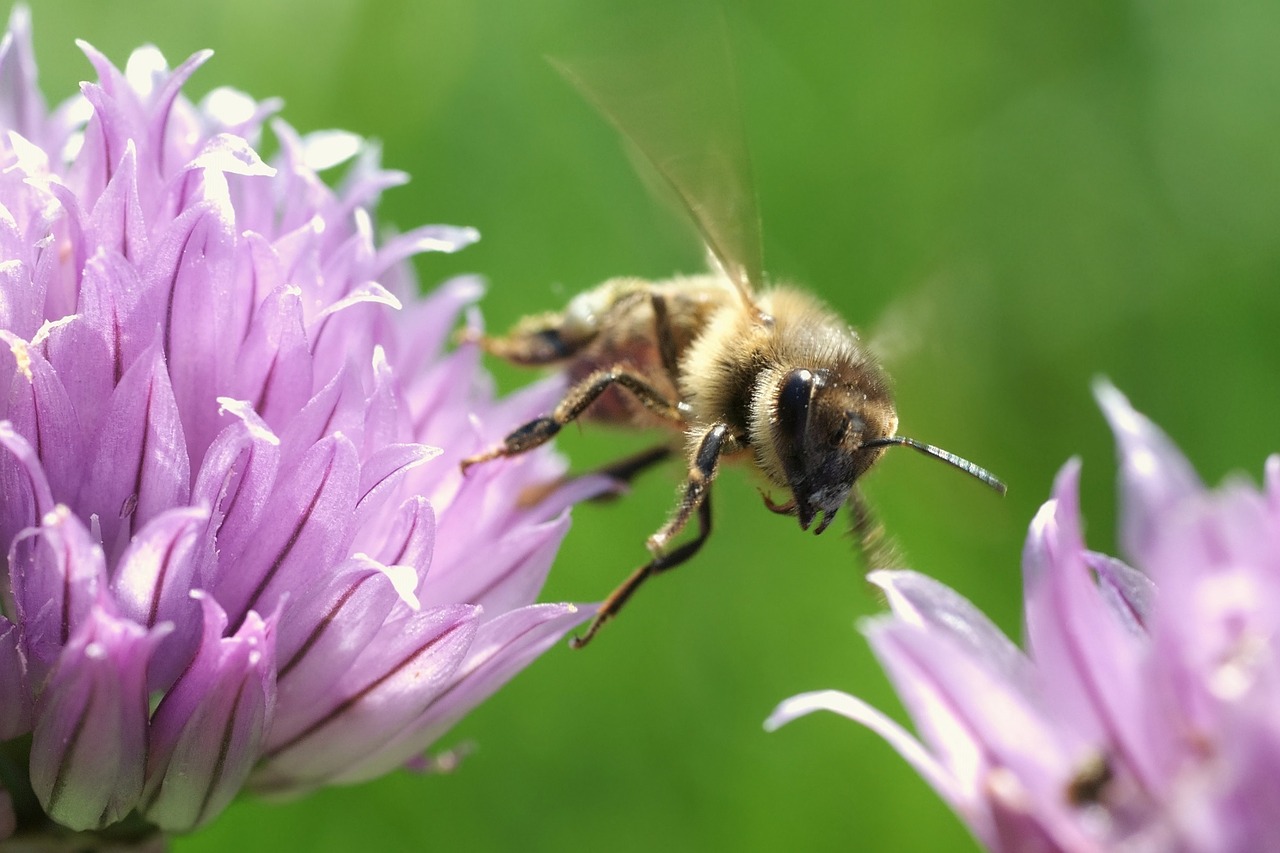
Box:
768;382;1280;852
0;7;595;844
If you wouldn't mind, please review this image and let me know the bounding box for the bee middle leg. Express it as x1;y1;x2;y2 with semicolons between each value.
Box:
570;423;731;648
461;368;689;472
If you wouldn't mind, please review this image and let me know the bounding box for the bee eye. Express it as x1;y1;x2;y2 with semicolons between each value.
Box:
777;368;816;443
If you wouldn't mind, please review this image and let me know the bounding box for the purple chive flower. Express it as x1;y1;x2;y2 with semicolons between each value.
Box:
0;7;597;845
768;382;1280;852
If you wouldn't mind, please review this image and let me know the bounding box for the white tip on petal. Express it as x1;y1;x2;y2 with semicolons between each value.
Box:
299;130;362;172
124;45;171;96
215;398;281;445
203;87;259;126
379;561;422;611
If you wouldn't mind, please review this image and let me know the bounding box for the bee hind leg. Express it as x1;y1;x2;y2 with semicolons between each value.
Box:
460;368;688;472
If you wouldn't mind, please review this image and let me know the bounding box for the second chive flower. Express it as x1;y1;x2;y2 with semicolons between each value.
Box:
770;383;1280;851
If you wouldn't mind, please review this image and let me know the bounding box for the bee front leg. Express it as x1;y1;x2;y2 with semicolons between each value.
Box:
647;423;732;553
571;488;714;649
570;423;730;648
460;368;689;472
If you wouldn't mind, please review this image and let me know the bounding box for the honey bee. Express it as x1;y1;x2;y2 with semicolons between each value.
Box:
460;12;1005;648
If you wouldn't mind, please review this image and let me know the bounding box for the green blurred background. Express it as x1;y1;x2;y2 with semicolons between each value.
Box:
24;0;1280;849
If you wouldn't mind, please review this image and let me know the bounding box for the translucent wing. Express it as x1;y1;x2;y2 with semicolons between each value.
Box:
550;3;764;305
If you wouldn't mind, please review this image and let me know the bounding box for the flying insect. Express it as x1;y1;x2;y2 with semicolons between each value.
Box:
460;11;1006;647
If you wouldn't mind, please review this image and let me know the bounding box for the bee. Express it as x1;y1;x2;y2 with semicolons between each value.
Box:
460;11;1006;648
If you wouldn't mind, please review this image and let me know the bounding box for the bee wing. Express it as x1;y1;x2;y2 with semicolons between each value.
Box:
550;5;764;307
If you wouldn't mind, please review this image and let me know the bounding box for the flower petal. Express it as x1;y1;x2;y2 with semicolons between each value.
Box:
1084;550;1154;635
273;556;406;711
30;605;166;830
0;616;32;738
0;6;48;147
190;398;281;578
8;505;108;685
110;506;210;687
142;593;275;831
0;420;55;548
51;248;154;421
765;689;978;839
77;342;190;560
255;604;477;790
143;199;237;459
1094;380;1202;568
870;569;1032;693
332;601;594;785
1;330;85;504
233;284;313;430
866;616;1080;807
1022;460;1162;792
211;433;359;627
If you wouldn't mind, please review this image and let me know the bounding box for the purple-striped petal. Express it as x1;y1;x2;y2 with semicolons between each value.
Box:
0;7;48;148
190;398;280;579
1094;380;1202;569
765;689;978;841
77;342;190;560
1021;461;1161;790
1;331;84;504
211;433;358;626
30;605;166;830
334;601;595;785
9;505;107;685
870;569;1032;693
110;506;209;687
142;594;275;831
256;604;477;790
1083;550;1154;636
0;421;55;549
0;617;31;738
273;556;409;710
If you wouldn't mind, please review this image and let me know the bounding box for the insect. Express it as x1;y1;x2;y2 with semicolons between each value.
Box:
460;10;1006;648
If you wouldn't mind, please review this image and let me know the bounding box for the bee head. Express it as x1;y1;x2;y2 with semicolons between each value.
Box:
768;367;898;534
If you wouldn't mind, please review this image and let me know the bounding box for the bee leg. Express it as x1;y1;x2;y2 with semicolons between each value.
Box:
570;489;714;649
846;487;903;571
470;309;592;366
649;293;681;385
647;423;731;553
571;425;727;647
461;369;689;472
588;444;675;500
516;444;674;508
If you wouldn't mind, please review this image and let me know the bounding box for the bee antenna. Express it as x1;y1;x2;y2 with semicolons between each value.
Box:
860;436;1007;495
